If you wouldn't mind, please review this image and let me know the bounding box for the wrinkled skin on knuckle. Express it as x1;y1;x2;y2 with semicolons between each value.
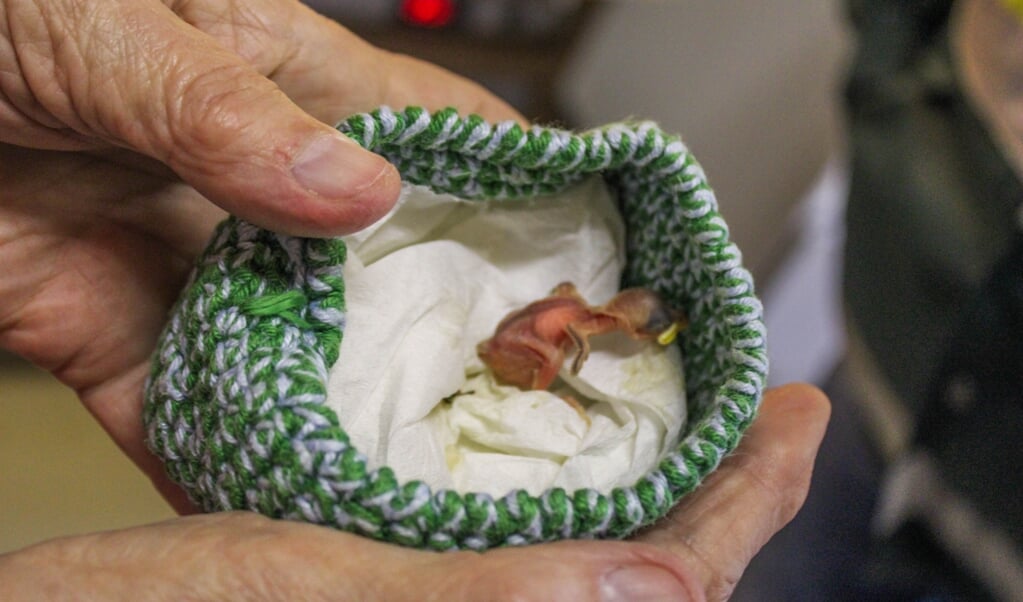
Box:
655;530;736;601
391;548;514;602
1;0;81;130
159;56;280;172
703;566;741;602
0;42;78;145
3;0;183;146
446;566;545;602
38;1;163;137
0;532;96;598
237;517;383;602
645;535;733;602
697;457;813;600
168;0;383;124
167;0;300;72
169;0;381;126
139;513;298;599
622;540;704;588
731;441;814;531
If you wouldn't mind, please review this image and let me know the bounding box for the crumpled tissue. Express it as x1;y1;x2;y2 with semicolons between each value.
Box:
325;177;686;497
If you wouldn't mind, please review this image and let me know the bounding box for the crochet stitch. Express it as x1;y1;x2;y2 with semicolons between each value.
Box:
143;106;767;550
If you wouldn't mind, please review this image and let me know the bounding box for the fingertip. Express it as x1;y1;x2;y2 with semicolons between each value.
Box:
289;132;401;232
332;157;402;234
760;382;832;435
287;143;402;236
193;130;402;238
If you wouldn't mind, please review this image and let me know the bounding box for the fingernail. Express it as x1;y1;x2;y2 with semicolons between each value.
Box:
601;566;693;602
292;133;389;199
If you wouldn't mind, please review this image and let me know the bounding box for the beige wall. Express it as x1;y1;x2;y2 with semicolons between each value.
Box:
560;1;849;282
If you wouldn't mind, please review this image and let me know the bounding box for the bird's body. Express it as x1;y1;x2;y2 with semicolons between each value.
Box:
477;282;686;391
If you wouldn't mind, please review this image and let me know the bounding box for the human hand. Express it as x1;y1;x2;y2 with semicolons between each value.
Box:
0;384;830;601
0;5;830;600
0;0;520;510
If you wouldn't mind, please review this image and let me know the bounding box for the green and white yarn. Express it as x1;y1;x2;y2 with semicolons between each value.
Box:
144;106;767;550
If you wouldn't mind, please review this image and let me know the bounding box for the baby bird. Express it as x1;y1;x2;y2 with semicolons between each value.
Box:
477;282;687;392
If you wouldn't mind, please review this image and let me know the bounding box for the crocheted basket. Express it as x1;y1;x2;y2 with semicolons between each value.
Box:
144;106;767;551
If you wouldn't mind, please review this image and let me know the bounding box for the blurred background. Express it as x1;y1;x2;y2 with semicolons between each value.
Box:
2;1;867;598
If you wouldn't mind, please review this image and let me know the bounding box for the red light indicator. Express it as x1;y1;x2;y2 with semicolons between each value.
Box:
400;0;456;28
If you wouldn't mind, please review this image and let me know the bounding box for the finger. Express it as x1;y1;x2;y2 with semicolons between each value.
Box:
6;0;400;236
166;514;702;602
164;0;525;124
1;512;695;601
634;383;831;600
0;3;100;150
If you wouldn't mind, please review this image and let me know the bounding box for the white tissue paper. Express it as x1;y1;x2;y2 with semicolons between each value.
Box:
325;177;686;497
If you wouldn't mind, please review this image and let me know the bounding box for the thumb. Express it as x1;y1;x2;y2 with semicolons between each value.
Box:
634;383;831;600
9;0;400;236
0;513;701;602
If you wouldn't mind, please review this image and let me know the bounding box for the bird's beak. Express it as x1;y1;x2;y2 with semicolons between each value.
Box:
656;321;682;346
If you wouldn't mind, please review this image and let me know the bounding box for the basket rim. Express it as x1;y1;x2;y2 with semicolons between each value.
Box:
144;106;767;551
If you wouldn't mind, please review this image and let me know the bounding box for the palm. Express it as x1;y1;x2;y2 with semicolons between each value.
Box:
0;147;224;507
